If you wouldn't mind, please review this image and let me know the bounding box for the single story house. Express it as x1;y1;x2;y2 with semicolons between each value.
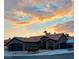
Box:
4;33;74;51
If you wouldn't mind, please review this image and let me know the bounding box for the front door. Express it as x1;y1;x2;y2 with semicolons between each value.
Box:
42;40;46;49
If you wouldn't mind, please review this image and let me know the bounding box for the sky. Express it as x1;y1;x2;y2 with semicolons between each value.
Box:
4;0;74;39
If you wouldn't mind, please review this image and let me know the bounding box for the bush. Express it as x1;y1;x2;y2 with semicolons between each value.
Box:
39;46;45;49
48;46;54;50
27;46;39;52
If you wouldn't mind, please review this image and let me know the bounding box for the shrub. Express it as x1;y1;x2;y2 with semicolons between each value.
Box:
48;46;54;50
27;46;39;52
39;46;45;49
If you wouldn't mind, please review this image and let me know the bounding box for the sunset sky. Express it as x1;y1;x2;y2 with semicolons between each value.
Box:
4;0;74;39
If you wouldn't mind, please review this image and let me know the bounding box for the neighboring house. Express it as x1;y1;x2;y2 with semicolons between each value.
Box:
4;40;9;46
4;32;74;51
66;37;74;48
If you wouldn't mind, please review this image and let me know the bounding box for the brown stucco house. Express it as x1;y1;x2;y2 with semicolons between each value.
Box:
67;36;74;48
5;33;72;51
5;36;42;51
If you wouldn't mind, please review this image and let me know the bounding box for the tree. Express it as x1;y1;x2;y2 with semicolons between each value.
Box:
64;33;69;37
44;30;50;35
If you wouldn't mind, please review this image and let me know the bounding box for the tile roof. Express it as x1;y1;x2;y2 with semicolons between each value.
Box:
4;33;71;44
13;36;42;42
46;33;65;40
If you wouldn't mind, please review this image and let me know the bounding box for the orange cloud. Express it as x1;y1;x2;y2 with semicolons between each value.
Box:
14;0;73;22
4;0;74;39
47;21;74;36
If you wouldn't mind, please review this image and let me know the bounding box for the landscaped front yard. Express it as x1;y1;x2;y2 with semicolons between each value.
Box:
4;49;74;56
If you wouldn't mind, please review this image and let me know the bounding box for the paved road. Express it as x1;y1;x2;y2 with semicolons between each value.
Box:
5;53;74;59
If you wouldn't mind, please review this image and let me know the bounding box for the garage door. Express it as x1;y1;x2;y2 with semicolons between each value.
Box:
8;43;23;51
